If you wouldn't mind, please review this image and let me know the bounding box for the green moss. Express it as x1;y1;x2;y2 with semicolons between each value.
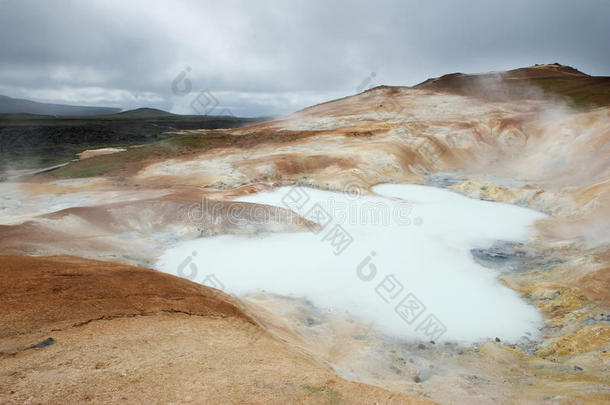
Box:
49;158;114;178
529;77;610;110
46;131;228;179
163;133;217;148
300;384;343;404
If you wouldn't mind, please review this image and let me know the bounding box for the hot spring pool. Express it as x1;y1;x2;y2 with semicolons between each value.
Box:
156;184;546;344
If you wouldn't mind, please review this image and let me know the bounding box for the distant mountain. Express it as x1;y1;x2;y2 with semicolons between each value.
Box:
0;95;121;116
108;108;177;119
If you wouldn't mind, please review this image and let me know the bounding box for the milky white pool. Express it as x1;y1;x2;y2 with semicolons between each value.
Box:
156;184;546;343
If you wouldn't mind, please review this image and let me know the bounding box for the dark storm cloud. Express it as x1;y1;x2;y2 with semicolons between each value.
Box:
0;0;608;116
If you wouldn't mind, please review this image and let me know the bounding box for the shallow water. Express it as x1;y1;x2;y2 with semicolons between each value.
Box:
156;184;547;344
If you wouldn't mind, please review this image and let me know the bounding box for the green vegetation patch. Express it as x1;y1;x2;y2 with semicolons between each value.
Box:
49;157;115;178
0;112;266;172
47;130;227;178
300;384;343;404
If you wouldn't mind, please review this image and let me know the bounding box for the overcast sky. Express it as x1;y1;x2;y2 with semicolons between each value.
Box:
0;0;608;116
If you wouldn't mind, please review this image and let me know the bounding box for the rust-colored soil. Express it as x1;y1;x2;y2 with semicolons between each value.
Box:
0;255;248;353
0;255;433;404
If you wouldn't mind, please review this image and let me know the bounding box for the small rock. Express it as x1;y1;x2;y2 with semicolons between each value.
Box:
418;343;426;350
413;375;421;383
25;337;55;350
573;365;583;371
495;337;501;343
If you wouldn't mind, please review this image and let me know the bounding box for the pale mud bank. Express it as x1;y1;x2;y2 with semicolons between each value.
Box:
78;147;126;160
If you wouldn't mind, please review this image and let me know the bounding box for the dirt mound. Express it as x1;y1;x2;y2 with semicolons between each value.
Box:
0;193;316;266
0;255;249;352
0;255;433;404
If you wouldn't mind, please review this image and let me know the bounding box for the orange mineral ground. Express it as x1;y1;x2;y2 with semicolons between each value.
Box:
1;64;609;404
0;255;431;404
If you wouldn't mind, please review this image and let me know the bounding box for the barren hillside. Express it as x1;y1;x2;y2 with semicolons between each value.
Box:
1;64;608;404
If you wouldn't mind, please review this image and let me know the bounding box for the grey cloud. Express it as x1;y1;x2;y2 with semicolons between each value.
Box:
0;0;608;116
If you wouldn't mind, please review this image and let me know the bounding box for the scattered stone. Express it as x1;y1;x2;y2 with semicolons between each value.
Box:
573;366;583;371
413;375;421;383
495;337;501;343
470;242;533;272
417;343;426;350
